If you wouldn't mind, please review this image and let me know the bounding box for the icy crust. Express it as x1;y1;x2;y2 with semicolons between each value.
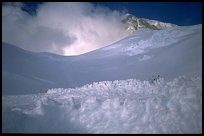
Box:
2;76;202;133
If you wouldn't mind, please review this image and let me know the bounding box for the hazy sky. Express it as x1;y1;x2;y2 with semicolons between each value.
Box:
2;2;202;56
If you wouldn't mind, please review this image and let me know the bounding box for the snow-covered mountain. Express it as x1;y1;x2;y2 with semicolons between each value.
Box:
122;14;177;34
2;24;201;95
2;23;202;133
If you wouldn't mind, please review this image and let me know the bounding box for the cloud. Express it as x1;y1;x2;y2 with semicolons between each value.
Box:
2;2;129;55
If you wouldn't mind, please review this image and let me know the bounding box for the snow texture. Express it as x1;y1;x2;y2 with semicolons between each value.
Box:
2;76;202;133
2;24;202;133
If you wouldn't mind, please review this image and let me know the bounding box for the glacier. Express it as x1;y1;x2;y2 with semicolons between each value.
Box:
2;24;202;133
2;24;202;95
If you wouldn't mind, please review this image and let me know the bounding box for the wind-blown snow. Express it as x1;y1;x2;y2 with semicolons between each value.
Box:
2;76;202;133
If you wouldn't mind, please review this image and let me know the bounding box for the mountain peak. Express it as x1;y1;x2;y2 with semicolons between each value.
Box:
122;13;177;34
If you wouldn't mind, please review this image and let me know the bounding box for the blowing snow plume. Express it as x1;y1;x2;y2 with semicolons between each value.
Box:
2;2;129;56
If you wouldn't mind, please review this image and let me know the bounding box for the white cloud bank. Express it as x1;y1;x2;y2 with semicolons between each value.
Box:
2;2;129;55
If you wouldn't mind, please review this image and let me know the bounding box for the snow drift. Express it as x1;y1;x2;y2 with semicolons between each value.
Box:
2;76;202;133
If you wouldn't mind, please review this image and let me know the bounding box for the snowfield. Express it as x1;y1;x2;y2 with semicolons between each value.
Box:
2;24;202;133
2;76;202;133
2;25;202;95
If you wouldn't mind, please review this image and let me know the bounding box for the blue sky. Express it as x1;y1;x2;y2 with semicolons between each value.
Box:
93;2;202;25
22;2;202;26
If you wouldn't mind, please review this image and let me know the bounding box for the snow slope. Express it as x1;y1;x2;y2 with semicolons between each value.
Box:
2;24;202;95
2;24;202;133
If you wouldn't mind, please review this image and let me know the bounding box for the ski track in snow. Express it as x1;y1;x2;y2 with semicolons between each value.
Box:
2;76;202;133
